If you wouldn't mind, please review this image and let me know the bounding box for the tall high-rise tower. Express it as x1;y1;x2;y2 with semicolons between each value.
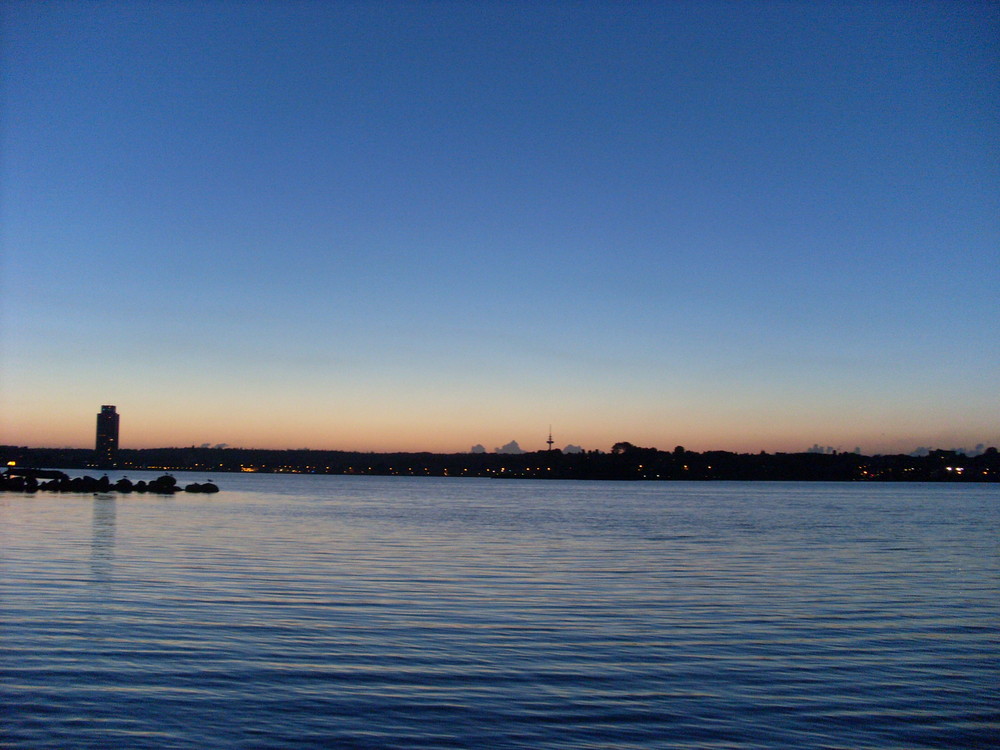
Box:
95;405;119;467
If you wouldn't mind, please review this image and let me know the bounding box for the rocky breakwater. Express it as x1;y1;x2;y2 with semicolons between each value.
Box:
0;470;219;494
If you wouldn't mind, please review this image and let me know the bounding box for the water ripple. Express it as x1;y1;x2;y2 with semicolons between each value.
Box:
2;477;997;748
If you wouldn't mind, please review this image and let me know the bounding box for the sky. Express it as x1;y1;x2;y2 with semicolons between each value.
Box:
1;0;997;455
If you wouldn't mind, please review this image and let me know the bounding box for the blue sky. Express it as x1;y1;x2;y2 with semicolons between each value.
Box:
2;1;997;454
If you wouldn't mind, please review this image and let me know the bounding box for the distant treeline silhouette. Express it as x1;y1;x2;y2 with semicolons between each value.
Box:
2;444;997;482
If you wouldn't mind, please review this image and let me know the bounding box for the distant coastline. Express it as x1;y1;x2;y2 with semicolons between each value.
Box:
2;444;997;482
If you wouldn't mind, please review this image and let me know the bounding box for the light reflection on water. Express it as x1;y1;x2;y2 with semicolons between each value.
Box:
1;475;998;749
89;494;116;585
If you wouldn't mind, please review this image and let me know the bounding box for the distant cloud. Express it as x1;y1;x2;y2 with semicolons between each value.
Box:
958;443;987;456
495;440;525;454
563;444;584;454
470;444;486;454
909;444;992;457
806;444;866;454
806;444;839;454
214;443;229;450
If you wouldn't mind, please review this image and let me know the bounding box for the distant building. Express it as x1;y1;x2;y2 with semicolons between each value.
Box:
95;405;119;467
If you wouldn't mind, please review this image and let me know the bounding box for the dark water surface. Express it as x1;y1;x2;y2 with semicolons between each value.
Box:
2;475;997;749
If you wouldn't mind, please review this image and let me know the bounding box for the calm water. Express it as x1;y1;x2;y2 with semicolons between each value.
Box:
1;475;997;749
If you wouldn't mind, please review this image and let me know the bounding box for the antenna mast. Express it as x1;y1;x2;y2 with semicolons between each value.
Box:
547;426;554;452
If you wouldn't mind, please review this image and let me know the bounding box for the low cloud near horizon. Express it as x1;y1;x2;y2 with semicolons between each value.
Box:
495;441;525;455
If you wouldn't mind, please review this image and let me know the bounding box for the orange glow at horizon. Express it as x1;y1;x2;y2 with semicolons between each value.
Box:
3;398;995;457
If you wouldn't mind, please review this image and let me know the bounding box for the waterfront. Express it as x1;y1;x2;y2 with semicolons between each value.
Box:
1;475;997;748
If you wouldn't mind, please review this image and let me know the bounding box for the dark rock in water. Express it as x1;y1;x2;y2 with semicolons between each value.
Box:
70;476;101;492
0;475;20;492
184;482;220;493
0;470;218;494
148;475;178;494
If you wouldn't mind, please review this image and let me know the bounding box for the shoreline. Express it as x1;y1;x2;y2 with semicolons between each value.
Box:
3;444;998;483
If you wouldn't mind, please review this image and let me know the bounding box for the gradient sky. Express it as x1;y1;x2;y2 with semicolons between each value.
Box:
1;1;997;455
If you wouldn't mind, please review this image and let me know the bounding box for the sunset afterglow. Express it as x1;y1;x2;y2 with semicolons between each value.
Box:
1;2;996;456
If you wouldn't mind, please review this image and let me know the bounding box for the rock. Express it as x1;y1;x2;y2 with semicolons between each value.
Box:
148;475;178;494
184;482;220;493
